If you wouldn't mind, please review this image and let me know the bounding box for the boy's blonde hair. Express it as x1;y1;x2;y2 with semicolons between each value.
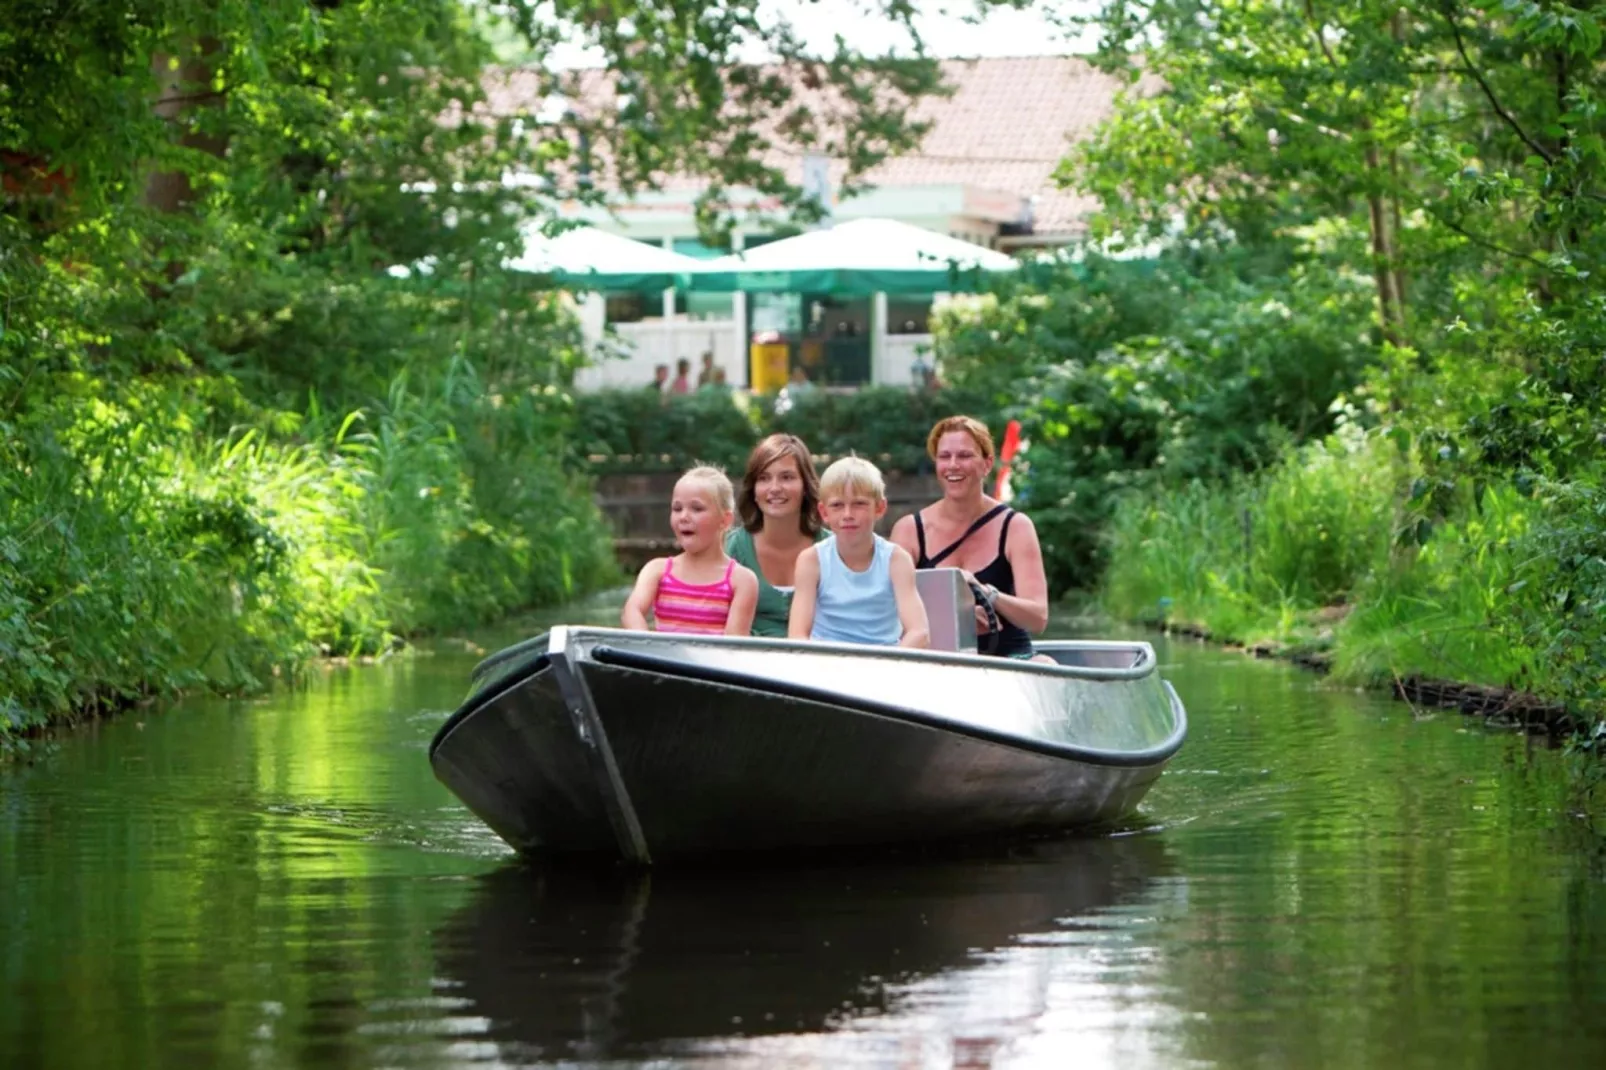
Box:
818;455;886;503
675;464;736;515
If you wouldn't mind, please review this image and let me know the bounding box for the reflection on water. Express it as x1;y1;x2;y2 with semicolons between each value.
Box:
2;610;1605;1069
434;833;1174;1066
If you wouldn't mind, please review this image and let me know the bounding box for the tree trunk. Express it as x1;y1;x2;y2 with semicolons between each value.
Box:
143;37;227;213
1364;143;1402;347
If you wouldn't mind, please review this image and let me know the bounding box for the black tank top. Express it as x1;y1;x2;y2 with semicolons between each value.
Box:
913;505;1034;657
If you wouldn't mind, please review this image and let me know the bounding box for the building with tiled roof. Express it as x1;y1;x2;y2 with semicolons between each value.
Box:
489;55;1127;249
487;56;1136;388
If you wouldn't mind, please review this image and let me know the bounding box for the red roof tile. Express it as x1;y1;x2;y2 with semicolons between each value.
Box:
485;56;1142;238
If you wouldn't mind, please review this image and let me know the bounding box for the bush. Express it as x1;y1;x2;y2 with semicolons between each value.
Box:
574;389;761;473
761;384;1000;471
1099;429;1606;719
573;384;1004;474
1331;486;1533;693
934;249;1377;589
1101;426;1396;643
1;405;315;738
0;360;619;750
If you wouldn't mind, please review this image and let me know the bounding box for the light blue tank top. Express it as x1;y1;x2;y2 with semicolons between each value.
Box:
811;534;902;646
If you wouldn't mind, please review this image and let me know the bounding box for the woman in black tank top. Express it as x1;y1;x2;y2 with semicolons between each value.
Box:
891;416;1051;659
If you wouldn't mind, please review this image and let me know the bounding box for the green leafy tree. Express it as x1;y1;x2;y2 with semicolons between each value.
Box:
0;0;951;739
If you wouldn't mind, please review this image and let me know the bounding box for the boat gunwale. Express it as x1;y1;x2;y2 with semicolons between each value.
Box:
587;644;1189;769
563;628;1159;681
429;651;551;761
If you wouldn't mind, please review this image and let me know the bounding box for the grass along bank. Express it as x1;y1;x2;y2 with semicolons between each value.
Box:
0;364;619;754
1099;423;1606;739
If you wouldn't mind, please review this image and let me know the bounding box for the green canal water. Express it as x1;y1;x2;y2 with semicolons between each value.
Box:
3;597;1605;1069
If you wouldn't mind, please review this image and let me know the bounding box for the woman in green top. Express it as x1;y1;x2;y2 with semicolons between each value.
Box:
724;433;825;637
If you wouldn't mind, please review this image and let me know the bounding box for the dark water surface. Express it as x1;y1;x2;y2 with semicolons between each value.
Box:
4;599;1605;1069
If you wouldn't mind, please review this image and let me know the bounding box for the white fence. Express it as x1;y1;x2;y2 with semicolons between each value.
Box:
574;319;935;391
575;319;743;391
879;334;936;387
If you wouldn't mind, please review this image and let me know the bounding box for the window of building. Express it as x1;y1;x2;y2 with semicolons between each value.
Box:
887;295;934;335
604;292;647;324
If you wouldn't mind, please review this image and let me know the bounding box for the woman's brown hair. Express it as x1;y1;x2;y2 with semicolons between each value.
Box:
926;415;996;463
738;434;822;536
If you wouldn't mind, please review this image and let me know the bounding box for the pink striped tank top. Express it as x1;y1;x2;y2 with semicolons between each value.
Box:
652;558;736;634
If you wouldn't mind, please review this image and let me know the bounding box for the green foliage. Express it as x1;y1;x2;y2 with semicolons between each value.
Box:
761;383;1001;471
1333;486;1535;693
0;362;619;745
0;399;313;736
1507;477;1606;712
573;384;1004;475
2;0;949;743
574;389;763;474
1100;431;1605;717
934;249;1377;590
1102;427;1397;643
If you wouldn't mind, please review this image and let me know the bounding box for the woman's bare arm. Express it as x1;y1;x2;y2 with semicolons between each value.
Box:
992;514;1050;634
888;512;920;562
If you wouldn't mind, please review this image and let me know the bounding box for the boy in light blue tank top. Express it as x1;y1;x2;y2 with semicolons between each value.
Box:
789;457;930;648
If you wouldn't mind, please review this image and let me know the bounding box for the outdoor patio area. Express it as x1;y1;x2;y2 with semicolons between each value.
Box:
511;218;1020;391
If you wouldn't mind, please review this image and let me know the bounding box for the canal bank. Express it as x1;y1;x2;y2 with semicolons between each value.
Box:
1145;615;1584;738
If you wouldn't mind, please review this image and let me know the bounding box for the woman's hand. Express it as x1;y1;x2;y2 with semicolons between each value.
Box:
957;569;999;633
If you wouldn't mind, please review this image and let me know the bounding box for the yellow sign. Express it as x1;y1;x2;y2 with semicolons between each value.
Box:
749;342;790;393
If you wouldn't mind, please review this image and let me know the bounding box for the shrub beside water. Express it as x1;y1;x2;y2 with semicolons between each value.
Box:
573;384;1003;474
1102;426;1395;645
0;365;617;750
932;250;1378;592
1100;431;1605;718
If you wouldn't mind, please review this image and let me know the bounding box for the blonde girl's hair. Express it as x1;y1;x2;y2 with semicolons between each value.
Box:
818;455;886;504
738;433;822;536
676;464;737;517
926;415;996;463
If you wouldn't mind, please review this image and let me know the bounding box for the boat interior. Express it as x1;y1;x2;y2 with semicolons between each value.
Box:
460;569;1151;698
1033;643;1150;670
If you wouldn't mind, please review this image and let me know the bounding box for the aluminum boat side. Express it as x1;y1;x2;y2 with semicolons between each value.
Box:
430;627;1187;862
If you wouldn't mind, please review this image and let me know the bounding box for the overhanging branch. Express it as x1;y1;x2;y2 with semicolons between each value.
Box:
1441;2;1555;165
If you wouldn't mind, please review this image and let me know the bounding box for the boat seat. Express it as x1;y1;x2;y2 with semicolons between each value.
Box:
914;568;977;653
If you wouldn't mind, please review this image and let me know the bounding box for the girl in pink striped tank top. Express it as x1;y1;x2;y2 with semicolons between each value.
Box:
622;466;758;635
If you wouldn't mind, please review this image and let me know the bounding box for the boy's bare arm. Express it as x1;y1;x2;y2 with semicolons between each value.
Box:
787;547;821;639
725;565;759;636
621;558;667;630
889;548;930;648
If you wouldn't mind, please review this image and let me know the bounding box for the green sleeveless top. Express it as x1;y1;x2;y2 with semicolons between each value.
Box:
725;526;825;637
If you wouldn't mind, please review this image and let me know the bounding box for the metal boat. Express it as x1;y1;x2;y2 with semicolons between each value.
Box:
429;574;1187;863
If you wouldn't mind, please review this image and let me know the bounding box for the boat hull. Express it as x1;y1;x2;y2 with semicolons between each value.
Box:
430;628;1187;862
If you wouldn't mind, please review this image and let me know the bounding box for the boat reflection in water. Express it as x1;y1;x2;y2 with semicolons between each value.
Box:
432;833;1174;1065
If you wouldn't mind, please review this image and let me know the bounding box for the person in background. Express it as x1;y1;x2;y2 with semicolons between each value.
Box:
649;364;670;393
622;465;758;635
726;434;826;638
909;351;931;389
695;350;716;388
890;415;1051;661
669;358;692;395
789;456;929;649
